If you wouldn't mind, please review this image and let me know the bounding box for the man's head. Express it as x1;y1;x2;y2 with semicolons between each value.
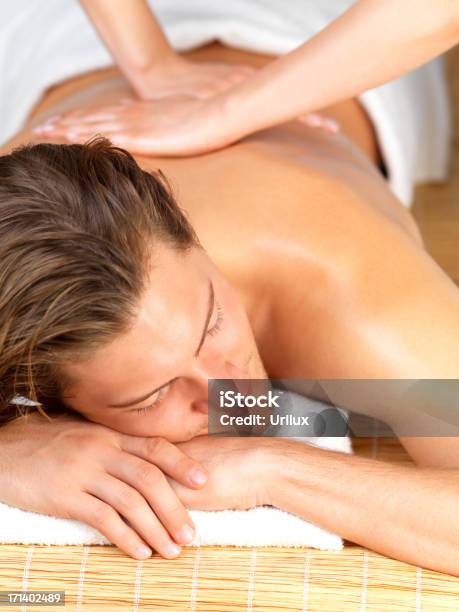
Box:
0;137;265;440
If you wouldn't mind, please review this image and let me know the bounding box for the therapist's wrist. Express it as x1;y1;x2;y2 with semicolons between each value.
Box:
176;94;250;154
209;86;261;145
216;67;287;141
129;52;183;99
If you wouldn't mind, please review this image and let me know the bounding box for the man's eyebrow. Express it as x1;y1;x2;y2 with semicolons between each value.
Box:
108;280;215;409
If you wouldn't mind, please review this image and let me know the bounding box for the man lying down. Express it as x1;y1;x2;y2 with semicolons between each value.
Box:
0;100;458;574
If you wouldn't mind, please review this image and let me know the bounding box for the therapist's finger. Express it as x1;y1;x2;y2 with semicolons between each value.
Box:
297;112;340;133
34;116;119;132
34;121;120;140
33;108;122;134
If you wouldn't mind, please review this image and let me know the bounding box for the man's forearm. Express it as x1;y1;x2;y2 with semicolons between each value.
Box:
262;439;459;576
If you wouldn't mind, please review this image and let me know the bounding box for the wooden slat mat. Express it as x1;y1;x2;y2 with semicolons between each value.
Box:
0;435;458;611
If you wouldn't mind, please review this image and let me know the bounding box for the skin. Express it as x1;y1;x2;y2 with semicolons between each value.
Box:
36;0;459;155
78;0;256;101
62;246;268;440
2;44;459;575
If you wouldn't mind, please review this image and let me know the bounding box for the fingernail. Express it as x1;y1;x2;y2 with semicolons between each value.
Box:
306;113;321;127
178;524;195;544
323;119;340;133
136;543;152;559
165;542;181;557
189;469;207;485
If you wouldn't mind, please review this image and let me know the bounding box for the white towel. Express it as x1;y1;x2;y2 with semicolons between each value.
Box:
0;394;351;551
0;0;451;207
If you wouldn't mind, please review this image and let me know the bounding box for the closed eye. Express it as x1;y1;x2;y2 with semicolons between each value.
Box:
135;385;168;416
206;300;223;337
135;301;224;417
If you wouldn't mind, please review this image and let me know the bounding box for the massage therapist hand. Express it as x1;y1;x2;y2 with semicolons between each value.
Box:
0;411;209;560
33;95;339;157
78;0;254;102
127;56;256;101
44;0;459;156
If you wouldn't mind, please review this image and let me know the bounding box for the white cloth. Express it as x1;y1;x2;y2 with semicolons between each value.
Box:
0;503;344;551
0;393;351;551
0;0;451;207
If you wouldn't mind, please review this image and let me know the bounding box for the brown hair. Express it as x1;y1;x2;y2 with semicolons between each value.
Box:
0;136;199;420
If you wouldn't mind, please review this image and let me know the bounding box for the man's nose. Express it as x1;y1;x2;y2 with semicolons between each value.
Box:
187;358;250;415
225;359;251;379
193;399;208;415
186;358;237;398
191;357;248;384
185;362;209;414
184;361;211;404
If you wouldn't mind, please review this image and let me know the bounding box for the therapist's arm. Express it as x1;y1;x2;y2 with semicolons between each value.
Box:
79;0;254;100
80;0;173;96
226;0;459;137
38;0;459;154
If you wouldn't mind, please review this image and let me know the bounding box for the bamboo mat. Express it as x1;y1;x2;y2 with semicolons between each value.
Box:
0;435;458;611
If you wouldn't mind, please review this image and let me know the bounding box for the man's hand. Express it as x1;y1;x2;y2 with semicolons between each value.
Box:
0;412;209;559
166;435;272;511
